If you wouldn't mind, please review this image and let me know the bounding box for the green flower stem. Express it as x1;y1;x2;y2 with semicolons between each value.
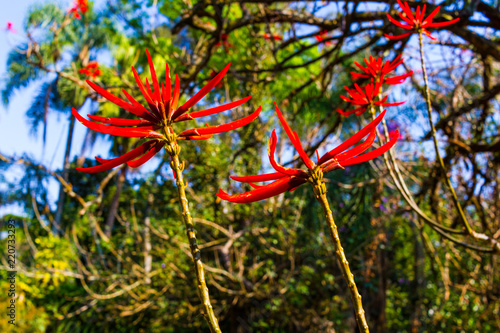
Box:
309;168;369;332
417;32;474;236
169;150;222;333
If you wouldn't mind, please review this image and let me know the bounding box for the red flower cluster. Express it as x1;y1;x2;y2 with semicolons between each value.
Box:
79;61;101;79
315;30;332;46
263;33;283;41
351;55;412;85
68;0;88;20
74;50;259;173
386;0;460;40
338;53;411;117
217;104;398;203
215;33;232;50
337;80;405;117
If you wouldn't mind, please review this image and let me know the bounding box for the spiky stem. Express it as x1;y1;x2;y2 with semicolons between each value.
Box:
168;142;221;333
309;167;369;332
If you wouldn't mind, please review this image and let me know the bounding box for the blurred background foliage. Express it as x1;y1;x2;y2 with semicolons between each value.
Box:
1;0;499;332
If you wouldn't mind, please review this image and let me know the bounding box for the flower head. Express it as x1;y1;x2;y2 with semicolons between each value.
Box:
74;50;259;173
315;30;332;46
351;55;412;85
337;80;405;117
79;61;101;79
215;33;232;50
385;0;460;40
262;33;283;41
217;104;398;203
5;21;16;33
68;0;88;20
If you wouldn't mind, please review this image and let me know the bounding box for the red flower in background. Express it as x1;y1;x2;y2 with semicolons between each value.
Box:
68;0;88;20
263;33;283;41
74;50;259;173
217;104;398;203
215;33;232;50
351;55;413;85
315;30;332;46
337;80;405;117
5;21;16;33
385;0;460;40
79;61;102;79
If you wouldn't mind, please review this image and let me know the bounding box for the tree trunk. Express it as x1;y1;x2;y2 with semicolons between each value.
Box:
104;165;127;237
54;113;75;234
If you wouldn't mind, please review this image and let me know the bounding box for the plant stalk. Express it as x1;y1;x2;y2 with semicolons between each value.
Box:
417;32;474;236
311;170;369;332
170;151;222;333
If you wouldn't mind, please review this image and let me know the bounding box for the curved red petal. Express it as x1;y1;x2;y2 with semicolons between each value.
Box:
127;141;165;168
427;18;460;28
268;130;308;176
72;108;163;138
174;96;252;122
87;114;154;127
76;140;158;173
216;177;305;203
274;103;314;169
172;63;231;119
145;49;161;103
384;32;413;40
386;13;413;29
335;129;377;161
231;172;287;183
318;110;386;165
171;74;181;115
341;130;399;167
178;106;261;137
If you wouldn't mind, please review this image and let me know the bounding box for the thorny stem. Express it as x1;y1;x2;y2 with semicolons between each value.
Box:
168;142;221;333
417;32;474;236
309;167;370;332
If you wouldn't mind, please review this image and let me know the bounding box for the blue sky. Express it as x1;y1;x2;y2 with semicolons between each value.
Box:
0;0;110;215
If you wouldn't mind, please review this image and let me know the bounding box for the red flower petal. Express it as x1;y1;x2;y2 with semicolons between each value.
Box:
172;63;231;120
177;106;261;137
341;130;399;167
72;108;163;138
318;110;386;165
384;32;413;40
77;140;158;173
127;141;165;168
386;13;413;29
174;96;252;122
268;130;308;177
274;103;315;169
216;177;304;203
427;18;460;28
86;80;157;122
231;172;287;183
87;114;155;127
171;74;181;113
336;129;377;161
145;49;162;103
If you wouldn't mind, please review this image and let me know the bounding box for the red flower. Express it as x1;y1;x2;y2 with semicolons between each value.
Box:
385;0;460;40
263;33;283;41
351;55;413;85
337;80;405;117
315;30;332;46
217;104;398;203
68;0;88;20
74;50;259;173
79;61;102;79
215;33;232;50
5;21;16;33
